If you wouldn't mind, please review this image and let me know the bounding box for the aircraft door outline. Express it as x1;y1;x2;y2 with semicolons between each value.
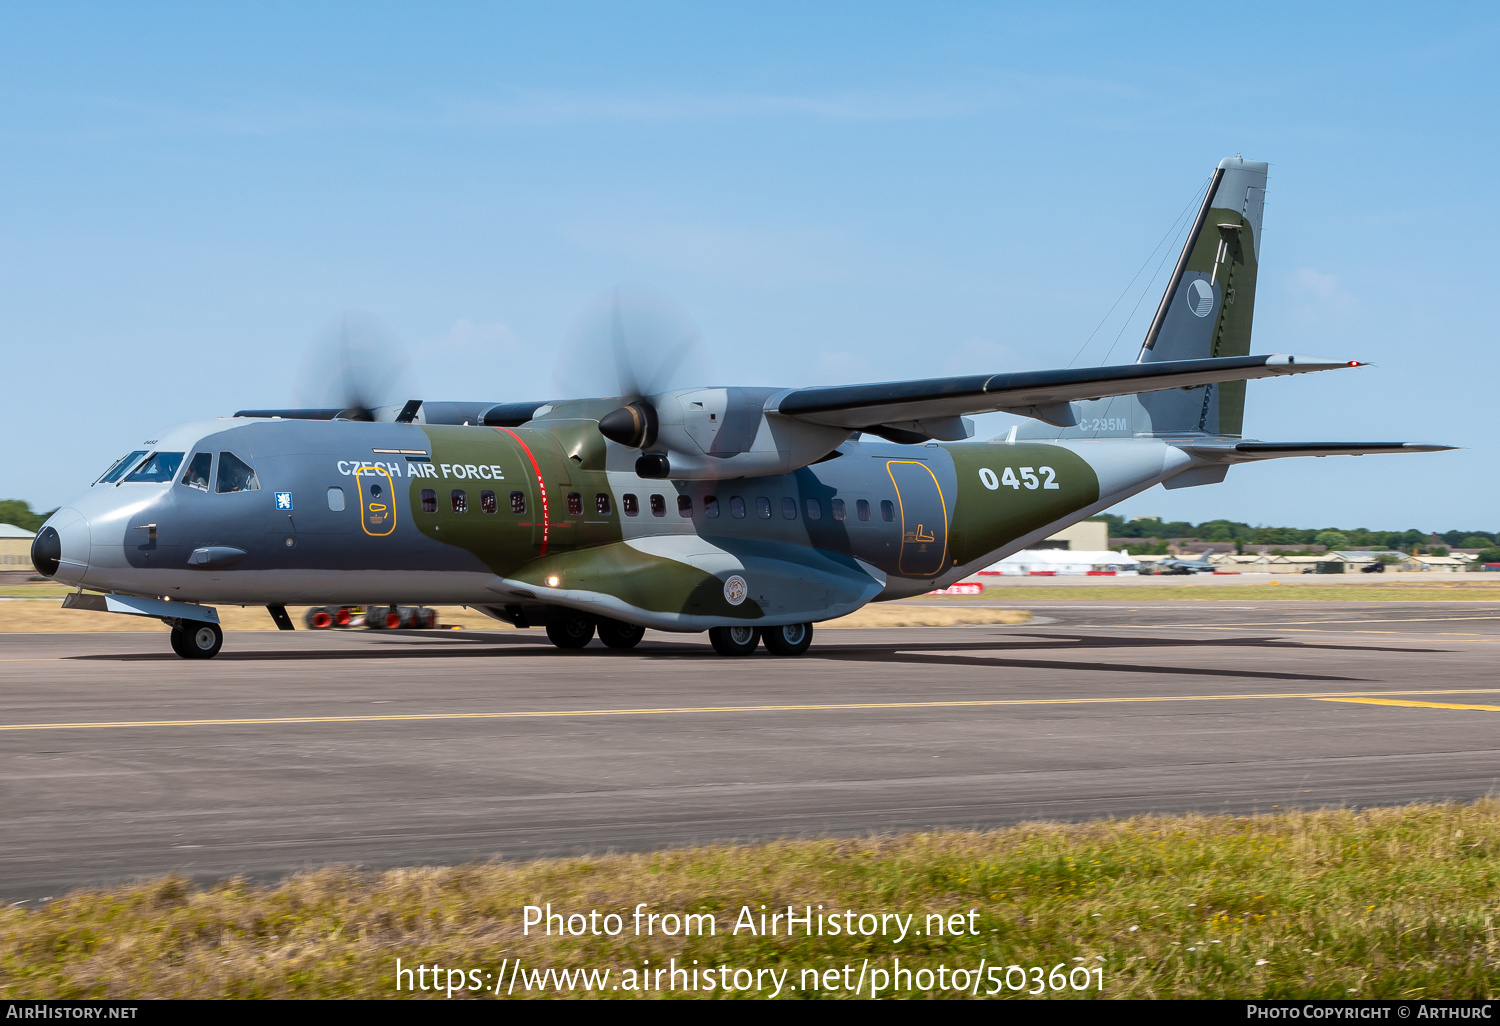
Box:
358;466;398;537
885;460;949;577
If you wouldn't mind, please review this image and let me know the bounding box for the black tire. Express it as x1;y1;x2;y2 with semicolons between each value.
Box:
597;618;646;649
176;621;223;660
305;606;333;630
762;622;813;656
545;616;595;649
709;624;759;656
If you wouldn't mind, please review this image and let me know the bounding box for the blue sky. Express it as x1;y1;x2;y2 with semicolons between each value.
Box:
3;3;1495;530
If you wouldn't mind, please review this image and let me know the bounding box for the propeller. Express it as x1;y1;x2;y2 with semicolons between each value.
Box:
293;312;421;422
552;287;713;476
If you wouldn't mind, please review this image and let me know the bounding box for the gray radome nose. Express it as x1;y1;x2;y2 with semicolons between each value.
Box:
36;508;90;584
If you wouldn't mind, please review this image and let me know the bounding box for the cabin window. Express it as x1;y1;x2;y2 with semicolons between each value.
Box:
215;452;260;493
881;499;895;522
781;497;797;520
831;498;846;522
805;498;822;521
730;496;745;519
180;453;212;491
623;493;639;516
510;491;526;515
480;490;497;514
567;492;582;516
650;494;666;517
451;490;468;514
420;488;437;513
97;451;147;485
704;496;720;519
857;499;871;522
125;452;185;484
327;486;346;511
756;497;772;519
596;493;612;516
678;495;693;517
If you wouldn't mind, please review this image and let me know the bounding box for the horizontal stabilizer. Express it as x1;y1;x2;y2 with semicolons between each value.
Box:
1178;441;1456;462
776;354;1360;434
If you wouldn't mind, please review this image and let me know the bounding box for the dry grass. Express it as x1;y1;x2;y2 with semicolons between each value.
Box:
821;606;1030;627
3;802;1498;999
948;582;1500;602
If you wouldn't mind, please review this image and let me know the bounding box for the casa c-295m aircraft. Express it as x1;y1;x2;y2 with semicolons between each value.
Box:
30;157;1450;659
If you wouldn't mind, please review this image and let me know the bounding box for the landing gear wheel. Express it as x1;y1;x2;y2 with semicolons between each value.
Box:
545;616;596;650
762;622;813;656
709;624;760;656
172;621;223;660
597;618;646;649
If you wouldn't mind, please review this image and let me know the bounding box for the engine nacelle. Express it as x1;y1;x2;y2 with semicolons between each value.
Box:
619;387;851;481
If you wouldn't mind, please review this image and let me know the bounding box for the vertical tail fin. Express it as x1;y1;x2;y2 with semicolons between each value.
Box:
1023;156;1268;440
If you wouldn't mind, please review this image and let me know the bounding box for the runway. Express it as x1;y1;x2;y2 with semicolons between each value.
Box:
4;601;1500;901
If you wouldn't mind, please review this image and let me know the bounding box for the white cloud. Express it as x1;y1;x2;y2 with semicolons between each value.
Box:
562;218;851;286
1286;267;1358;326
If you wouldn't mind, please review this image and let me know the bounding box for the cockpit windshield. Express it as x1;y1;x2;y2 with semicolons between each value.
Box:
96;451;147;485
180;452;212;491
216;452;260;493
124;452;185;483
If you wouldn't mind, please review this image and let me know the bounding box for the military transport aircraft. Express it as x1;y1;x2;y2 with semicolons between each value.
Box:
31;156;1450;659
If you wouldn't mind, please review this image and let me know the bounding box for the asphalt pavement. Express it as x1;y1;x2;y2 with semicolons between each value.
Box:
3;600;1499;900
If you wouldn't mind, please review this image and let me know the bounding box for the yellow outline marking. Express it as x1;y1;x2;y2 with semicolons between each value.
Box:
1317;698;1500;713
358;465;397;537
886;459;949;575
5;688;1500;732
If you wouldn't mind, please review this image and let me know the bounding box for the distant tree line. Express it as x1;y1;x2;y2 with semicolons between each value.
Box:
0;500;54;533
1093;514;1497;557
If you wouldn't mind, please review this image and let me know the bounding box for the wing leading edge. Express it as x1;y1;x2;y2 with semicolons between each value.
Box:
774;354;1362;440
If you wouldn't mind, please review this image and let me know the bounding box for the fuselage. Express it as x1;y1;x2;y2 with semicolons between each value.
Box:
35;413;1192;629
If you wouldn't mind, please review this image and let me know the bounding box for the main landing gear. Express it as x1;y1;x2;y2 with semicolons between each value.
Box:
709;622;815;657
544;616;648;650
169;620;223;660
542;617;813;656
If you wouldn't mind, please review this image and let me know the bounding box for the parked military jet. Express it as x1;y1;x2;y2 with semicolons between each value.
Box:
31;156;1450;659
1149;549;1221;575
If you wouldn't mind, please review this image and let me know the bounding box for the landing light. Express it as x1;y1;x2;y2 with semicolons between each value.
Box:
546;575;561;587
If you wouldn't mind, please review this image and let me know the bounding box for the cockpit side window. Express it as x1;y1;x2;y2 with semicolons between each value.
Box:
216;452;261;493
97;451;147;485
124;452;185;483
180;452;212;491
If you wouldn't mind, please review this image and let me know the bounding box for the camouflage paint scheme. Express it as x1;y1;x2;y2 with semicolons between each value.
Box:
34;157;1449;640
44;412;1112;629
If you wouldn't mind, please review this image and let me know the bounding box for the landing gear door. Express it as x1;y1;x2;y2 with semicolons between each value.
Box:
885;460;949;577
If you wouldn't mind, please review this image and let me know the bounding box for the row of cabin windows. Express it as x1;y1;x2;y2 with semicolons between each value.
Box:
417;488;896;523
418;488;535;515
619;494;894;522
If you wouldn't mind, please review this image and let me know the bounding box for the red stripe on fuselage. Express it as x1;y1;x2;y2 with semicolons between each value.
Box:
493;427;550;556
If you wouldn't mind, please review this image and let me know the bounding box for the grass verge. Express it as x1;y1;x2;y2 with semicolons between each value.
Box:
3;802;1497;999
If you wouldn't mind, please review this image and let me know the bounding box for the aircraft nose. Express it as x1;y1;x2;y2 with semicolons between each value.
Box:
34;508;90;584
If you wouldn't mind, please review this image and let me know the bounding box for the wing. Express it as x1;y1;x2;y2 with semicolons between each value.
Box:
1177;441;1456;461
774;354;1363;440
